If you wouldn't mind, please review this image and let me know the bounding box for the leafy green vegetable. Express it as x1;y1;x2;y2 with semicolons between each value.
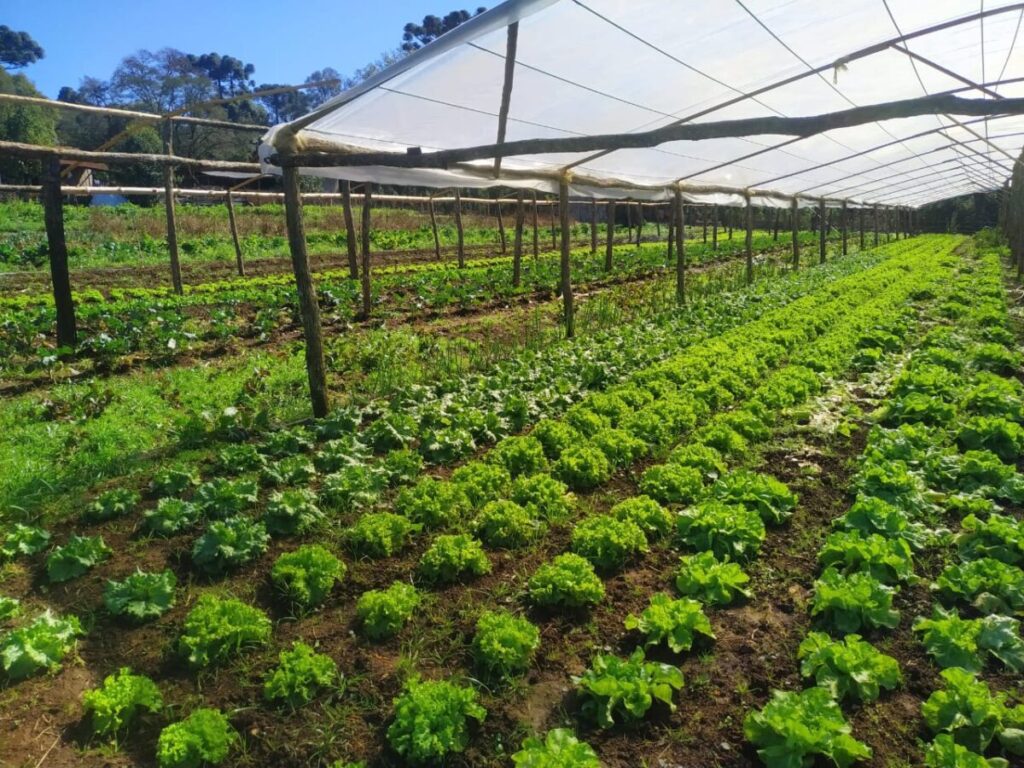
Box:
395;477;471;528
591;427;648;468
810;568;900;633
922;667;1024;755
913;605;1024;673
511;729;600;767
934;558;1024;615
149;467;199;498
193;477;259;519
611;495;673;539
625;593;714;653
0;596;19;623
46;535;112;582
957;416;1024;463
668;443;727;479
156;708;236;768
270;544;345;610
553;444;613;492
418;534;491;583
386;676;486;763
676;500;766;561
639;463;704;506
957;513;1024;565
472;500;543;549
0;610;82;680
191;517;269;575
178;594;271;668
571;515;648;572
103;569;176;622
142;498;200;537
818;530;915;584
263;488;324;536
744;687;872;768
263;641;338;708
511;473;575;522
355;581;421;639
345;512;421;558
85;488;140;522
574;648;684;728
532;419;583;459
82;667;163;738
472;610;540;679
0;523;50;560
451;462;512;509
675;551;752;605
923;734;1009;768
528;553;605;609
797;632;901;703
710;470;797;525
488;435;549;477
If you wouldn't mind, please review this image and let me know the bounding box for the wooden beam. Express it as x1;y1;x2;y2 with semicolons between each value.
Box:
454;189;465;267
342;180;359;278
492;22;520;177
41;156;76;348
559;178;574;339
513;191;524;288
226;190;245;277
271;95;1024;169
361;185;373;318
675;187;686;303
282;165;329;418
162;120;183;295
0;139;259;172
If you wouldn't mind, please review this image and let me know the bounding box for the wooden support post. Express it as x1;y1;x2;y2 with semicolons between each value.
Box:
667;202;675;264
559;178;574;339
859;207;865;250
675;188;686;303
282;165;329;418
818;200;827;264
885;207;892;242
728;208;733;240
427;195;441;261
772;208;780;241
702;207;708;243
162;119;183;295
745;194;754;284
635;201;644;246
531;191;539;259
605;200;615;271
454;189;465;267
549;198;557;250
513;191;524;287
712;204;719;250
341;180;359;277
360;185;372;318
42;155;76;348
841;200;848;256
590;200;598;254
625;200;633;244
873;205;880;246
791;197;800;270
226;190;245;277
655;207;661;240
496;199;507;254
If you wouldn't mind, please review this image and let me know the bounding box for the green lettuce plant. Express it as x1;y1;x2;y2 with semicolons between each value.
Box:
263;641;338;708
270;544;345;610
528;553;605;609
574;648;684;728
624;593;714;653
156;708;236;768
82;667;163;738
355;581;421;639
386;676;486;763
675;551;752;605
103;569;177;622
472;610;540;679
797;631;901;703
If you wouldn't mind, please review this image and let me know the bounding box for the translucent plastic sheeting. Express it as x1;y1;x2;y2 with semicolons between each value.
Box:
260;0;1024;208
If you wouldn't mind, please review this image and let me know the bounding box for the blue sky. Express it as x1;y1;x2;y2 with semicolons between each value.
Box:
7;0;447;98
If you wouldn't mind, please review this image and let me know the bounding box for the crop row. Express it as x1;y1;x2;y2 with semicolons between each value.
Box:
0;235;965;766
744;240;1024;767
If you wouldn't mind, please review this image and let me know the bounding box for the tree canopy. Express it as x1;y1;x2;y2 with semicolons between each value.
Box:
401;8;487;52
0;26;44;70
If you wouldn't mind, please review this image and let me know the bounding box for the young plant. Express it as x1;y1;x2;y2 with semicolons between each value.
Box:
710;470;797;525
923;734;1006;768
528;553;605;609
149;467;199;498
472;500;544;549
345;512;420;558
797;632;901;703
451;462;512;508
933;557;1024;615
818;530;915;584
142;498;200;537
472;609;540;679
668;443;727;480
552;444;613;492
744;687;872;768
178;594;271;668
591;428;648;468
574;648;684;728
46;535;112;582
191;517;269;575
488;435;549;477
263;489;324;536
624;593;714;653
156;708;236;768
810;568;900;634
270;544;345;610
532;419;581;459
355;581;422;639
571;515;648;571
395;477;471;528
85;488;140;522
957;513;1024;565
82;667;163;738
957;416;1024;463
263;641;338;708
383;448;424;486
216;443;266;474
510;473;575;522
103;569;177;623
922;667;1024;755
511;729;600;768
676;501;766;561
0;523;50;560
675;551;752;605
193;477;259;519
417;534;491;584
259;455;316;487
611;495;673;539
0;596;19;623
913;605;1024;673
386;676;486;764
639;463;704;506
321;465;386;513
0;610;82;680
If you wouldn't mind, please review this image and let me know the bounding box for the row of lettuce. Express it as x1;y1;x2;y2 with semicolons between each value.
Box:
0;236;963;767
745;241;1024;768
0;230;826;378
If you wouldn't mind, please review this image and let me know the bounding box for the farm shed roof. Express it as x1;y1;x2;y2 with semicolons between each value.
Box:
261;0;1024;207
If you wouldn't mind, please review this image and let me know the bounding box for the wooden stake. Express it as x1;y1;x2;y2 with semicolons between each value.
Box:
341;180;359;278
226;190;245;277
513;191;524;287
818;200;827;264
282;165;329;418
496;199;507;254
745;194;754;284
41;156;76;348
360;185;372;318
712;204;719;250
873;205;880;246
728;207;733;241
454;189;465;267
427;195;441;260
841;200;848;256
549;198;557;250
559;178;574;338
666;202;675;263
635;201;644;246
675;187;685;303
162;120;183;295
859;207;865;250
791;197;800;270
605;200;615;271
702;207;708;243
531;191;539;259
773;208;780;241
590;200;598;254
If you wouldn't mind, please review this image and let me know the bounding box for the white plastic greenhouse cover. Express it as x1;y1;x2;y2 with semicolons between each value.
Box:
260;0;1024;208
